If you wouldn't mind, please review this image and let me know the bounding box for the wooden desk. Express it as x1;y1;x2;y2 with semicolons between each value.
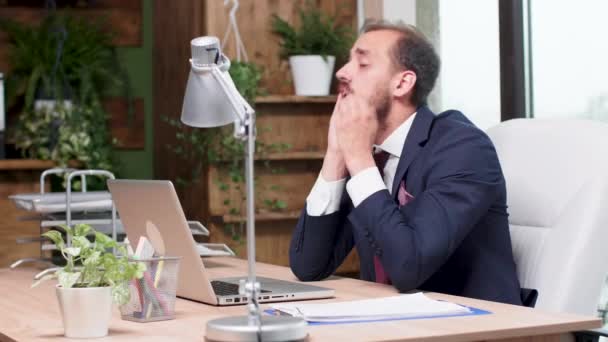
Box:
0;257;600;341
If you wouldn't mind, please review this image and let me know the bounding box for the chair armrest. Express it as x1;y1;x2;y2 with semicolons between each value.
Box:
575;328;608;342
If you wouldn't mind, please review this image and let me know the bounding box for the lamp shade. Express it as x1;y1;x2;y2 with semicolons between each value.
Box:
180;36;241;128
181;67;239;128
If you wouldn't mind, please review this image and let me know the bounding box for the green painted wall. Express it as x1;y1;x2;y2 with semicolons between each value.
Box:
113;0;153;179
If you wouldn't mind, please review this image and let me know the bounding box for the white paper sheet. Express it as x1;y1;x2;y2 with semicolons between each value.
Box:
272;292;471;322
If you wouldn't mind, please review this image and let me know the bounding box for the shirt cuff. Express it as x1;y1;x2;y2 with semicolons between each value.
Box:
346;167;386;207
306;174;346;216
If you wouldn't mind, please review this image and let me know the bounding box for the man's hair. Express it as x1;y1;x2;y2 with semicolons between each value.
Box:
361;19;440;107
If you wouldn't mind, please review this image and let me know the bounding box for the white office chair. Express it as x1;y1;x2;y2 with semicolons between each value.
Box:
486;118;608;320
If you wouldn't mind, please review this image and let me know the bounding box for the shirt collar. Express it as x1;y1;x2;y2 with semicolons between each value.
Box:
374;112;417;158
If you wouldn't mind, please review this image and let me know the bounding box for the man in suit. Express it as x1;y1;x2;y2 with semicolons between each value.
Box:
289;20;523;305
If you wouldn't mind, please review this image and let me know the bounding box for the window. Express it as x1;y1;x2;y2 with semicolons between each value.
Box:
528;0;608;121
436;0;501;130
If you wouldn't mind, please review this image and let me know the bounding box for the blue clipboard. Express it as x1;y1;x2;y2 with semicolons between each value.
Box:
264;304;491;326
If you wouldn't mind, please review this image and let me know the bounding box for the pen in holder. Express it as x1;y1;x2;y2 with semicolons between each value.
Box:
120;256;181;322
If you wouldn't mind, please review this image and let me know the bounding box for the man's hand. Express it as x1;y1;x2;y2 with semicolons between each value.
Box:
320;94;348;181
336;94;377;176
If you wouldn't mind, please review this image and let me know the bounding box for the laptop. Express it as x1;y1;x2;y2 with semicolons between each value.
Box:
107;179;335;306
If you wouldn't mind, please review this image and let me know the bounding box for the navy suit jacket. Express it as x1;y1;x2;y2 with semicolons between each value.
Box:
289;106;523;305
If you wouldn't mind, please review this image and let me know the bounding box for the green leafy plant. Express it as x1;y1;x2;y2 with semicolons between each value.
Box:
0;13;130;110
15;104;116;173
228;60;264;105
0;13;128;188
33;224;146;306
270;2;353;60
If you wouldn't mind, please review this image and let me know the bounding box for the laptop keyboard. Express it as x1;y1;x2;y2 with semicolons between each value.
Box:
211;280;271;296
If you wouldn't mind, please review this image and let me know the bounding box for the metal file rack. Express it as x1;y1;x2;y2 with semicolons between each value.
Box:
10;167;93;269
11;169;119;279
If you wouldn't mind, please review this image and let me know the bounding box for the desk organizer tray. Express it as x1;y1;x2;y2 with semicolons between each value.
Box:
195;243;235;257
9;191;113;213
39;213;210;237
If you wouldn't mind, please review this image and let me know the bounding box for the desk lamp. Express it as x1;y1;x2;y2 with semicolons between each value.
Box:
180;36;307;342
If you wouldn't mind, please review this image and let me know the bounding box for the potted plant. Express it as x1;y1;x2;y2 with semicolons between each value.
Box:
271;3;353;96
33;224;145;338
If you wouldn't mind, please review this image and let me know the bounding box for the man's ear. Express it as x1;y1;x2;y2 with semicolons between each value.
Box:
393;70;416;98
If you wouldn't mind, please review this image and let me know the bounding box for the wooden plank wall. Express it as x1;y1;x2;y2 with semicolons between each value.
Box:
104;97;145;150
207;102;331;217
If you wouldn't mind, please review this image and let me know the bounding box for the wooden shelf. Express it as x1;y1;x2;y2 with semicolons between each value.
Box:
255;151;324;161
255;95;337;104
215;151;325;162
0;2;142;47
221;210;301;223
0;159;55;171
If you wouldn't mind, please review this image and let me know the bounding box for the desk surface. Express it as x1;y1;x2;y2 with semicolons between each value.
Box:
0;257;600;342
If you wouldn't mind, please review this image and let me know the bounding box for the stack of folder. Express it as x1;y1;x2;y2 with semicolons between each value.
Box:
271;293;473;323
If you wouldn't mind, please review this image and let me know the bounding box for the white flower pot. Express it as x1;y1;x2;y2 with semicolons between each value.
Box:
289;55;336;96
34;99;73;113
56;285;113;338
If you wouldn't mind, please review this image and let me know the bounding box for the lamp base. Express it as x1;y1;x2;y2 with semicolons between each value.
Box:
205;315;307;342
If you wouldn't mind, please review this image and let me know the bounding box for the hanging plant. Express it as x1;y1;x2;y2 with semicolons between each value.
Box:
0;12;131;189
15;104;117;188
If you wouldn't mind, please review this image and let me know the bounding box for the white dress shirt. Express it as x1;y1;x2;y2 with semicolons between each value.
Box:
306;113;417;216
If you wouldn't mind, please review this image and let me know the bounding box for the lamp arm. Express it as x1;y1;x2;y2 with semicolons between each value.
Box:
212;66;254;123
190;59;254;127
195;59;262;331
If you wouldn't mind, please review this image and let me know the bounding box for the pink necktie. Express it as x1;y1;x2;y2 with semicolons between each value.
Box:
372;150;413;284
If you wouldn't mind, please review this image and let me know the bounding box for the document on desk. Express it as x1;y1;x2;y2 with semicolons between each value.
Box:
271;292;472;323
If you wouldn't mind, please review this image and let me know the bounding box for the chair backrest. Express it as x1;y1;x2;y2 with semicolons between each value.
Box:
486;118;608;315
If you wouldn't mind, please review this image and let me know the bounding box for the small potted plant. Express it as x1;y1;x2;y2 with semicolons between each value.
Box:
271;3;353;96
33;224;146;338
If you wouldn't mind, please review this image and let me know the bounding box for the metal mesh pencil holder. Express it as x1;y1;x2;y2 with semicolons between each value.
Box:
120;256;181;322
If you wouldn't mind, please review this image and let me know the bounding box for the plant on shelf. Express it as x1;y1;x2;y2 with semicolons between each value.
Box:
165;61;290;245
271;1;353;96
0;13;130;187
33;224;145;338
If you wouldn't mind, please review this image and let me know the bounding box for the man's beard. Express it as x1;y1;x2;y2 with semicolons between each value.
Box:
371;88;391;126
340;82;391;125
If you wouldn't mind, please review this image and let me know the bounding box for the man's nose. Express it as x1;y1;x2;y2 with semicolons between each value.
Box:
335;63;350;82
